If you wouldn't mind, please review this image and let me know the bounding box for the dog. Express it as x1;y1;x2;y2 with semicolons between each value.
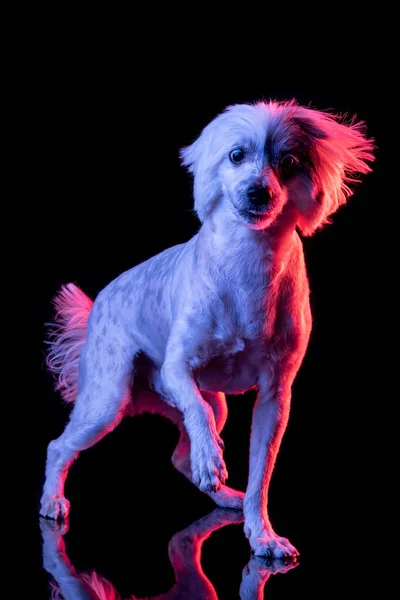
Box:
41;100;374;558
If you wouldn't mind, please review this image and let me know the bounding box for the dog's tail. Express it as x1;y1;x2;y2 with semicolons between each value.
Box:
46;283;93;404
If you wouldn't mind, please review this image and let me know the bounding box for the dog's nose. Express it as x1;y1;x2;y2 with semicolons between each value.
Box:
247;185;271;205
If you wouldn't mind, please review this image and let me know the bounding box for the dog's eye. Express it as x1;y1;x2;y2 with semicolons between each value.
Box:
229;149;245;164
279;154;300;178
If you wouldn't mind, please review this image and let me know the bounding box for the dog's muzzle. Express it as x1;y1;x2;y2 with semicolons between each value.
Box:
247;185;272;212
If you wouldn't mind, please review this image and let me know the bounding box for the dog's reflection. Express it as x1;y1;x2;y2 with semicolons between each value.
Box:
41;508;297;599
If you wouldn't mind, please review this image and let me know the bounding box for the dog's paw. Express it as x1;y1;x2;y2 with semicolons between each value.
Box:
40;496;70;521
191;440;228;493
208;485;244;509
247;529;299;559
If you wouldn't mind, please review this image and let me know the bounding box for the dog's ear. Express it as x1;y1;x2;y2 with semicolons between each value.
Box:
180;115;225;223
293;107;375;236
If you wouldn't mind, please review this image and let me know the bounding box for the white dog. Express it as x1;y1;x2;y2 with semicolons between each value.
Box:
41;100;374;558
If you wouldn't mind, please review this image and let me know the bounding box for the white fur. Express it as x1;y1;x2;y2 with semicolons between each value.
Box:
41;100;374;558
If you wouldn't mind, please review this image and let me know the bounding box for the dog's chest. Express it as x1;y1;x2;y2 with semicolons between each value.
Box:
195;338;263;394
194;285;285;394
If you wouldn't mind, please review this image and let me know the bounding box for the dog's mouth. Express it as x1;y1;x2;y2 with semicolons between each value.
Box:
248;207;270;216
239;204;273;220
237;207;272;227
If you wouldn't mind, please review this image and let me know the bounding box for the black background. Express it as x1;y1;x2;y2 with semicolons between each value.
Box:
21;36;393;598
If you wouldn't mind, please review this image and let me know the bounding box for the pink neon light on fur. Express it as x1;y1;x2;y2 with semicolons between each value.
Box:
264;101;375;235
46;283;93;403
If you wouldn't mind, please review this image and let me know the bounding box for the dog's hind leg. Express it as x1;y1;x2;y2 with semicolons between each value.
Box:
40;334;136;520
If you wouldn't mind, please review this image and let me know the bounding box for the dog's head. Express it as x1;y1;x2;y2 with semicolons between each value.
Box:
181;101;375;235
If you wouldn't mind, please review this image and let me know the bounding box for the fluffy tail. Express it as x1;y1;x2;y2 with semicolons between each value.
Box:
46;283;93;403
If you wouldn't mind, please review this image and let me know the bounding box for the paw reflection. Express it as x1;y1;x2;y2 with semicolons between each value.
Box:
41;509;297;599
240;554;298;599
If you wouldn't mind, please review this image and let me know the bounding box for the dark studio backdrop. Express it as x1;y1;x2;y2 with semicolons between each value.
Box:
25;53;391;598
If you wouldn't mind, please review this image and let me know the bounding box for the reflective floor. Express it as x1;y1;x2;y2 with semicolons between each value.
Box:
32;458;380;599
39;508;299;599
30;395;386;599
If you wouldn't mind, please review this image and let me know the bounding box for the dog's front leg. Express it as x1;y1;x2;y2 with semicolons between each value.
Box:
161;359;228;493
244;375;299;558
